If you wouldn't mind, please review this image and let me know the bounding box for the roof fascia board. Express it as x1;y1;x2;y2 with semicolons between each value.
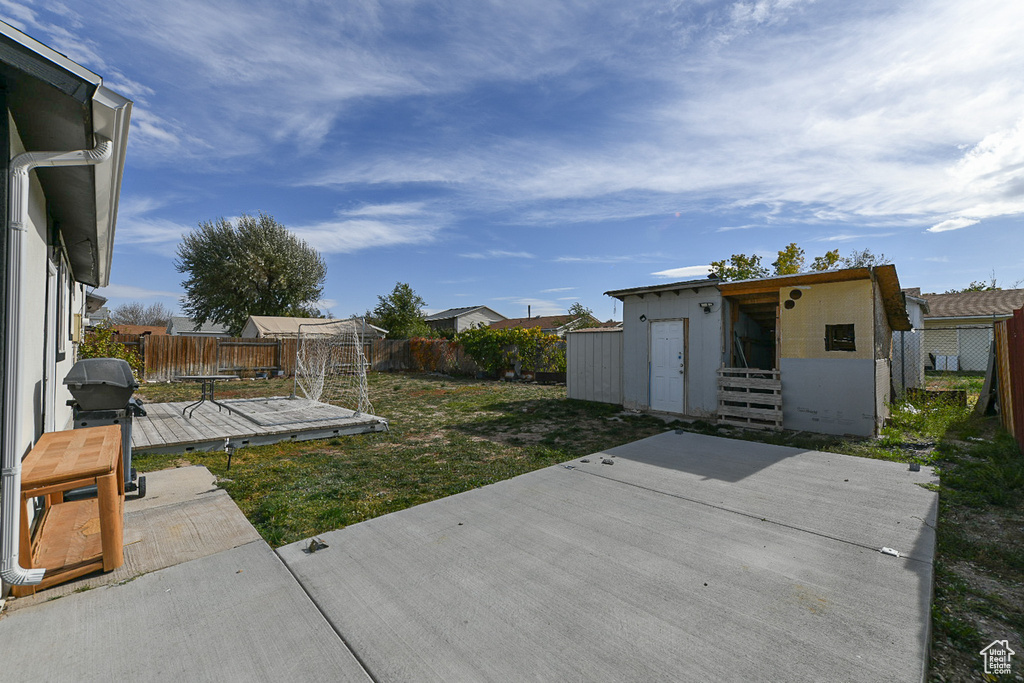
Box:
89;86;132;287
718;268;872;297
605;278;720;300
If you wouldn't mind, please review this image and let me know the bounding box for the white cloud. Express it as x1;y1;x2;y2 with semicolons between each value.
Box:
96;283;181;300
651;265;713;279
294;219;439;254
555;253;666;264
292;202;446;254
927;218;980;233
113;195;192;246
816;232;897;243
460;250;535;259
298;0;1024;231
540;286;576;293
12;0;1024;237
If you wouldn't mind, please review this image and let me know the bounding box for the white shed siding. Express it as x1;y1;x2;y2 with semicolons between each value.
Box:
567;330;622;404
620;288;722;416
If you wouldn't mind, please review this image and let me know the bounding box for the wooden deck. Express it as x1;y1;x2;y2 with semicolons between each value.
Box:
132;397;388;455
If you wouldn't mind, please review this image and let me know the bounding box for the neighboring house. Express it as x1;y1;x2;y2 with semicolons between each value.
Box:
166;316;230;337
110;324;166;336
892;288;929;394
240;315;387;341
489;315;590;337
920;289;1024;372
571;266;910;437
1;22;132;592
424;306;505;334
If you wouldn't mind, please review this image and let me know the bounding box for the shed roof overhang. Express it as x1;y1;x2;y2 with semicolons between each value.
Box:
605;277;721;300
0;21;132;287
718;265;912;332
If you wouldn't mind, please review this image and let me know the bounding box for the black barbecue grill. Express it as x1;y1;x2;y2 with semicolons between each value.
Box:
63;358;146;497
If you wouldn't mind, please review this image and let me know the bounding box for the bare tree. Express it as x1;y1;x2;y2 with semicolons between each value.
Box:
110;301;173;326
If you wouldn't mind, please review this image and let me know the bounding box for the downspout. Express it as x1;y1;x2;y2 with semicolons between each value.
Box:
2;137;112;587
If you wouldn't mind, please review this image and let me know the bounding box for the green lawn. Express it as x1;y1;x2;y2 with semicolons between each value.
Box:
134;373;687;546
133;372;1023;681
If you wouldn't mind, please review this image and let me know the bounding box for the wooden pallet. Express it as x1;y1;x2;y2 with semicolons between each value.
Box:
717;368;783;431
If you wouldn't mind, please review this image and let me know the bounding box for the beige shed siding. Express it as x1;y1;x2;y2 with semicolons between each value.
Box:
779;279;874;360
567;330;622;404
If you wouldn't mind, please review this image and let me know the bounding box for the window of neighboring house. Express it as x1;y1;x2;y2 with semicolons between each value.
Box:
825;324;856;352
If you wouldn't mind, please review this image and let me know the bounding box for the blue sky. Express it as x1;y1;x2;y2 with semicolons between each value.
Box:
5;0;1024;321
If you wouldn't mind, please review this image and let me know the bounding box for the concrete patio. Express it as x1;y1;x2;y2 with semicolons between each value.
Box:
0;431;937;681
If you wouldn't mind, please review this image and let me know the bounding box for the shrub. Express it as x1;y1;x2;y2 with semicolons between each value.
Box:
455;327;565;375
78;323;144;379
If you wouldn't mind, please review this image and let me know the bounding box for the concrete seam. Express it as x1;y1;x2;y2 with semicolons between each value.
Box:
571;467;933;564
273;548;381;683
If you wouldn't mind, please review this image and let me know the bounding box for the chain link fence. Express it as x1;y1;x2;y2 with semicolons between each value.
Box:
893;325;993;406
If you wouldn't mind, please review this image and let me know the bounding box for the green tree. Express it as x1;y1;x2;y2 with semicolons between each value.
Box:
772;243;805;275
809;249;841;271
840;248;891;269
946;280;1001;293
175;213;326;336
370;282;430;339
709;253;770;281
565;302;599;331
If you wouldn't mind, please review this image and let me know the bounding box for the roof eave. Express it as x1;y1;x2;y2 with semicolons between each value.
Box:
605;277;721;300
89;85;132;287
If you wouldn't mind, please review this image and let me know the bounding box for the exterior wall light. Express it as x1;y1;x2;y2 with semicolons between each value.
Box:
699;302;714;313
639;314;647;322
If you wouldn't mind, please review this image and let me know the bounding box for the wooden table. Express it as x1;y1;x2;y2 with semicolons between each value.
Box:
176;374;240;418
13;425;125;597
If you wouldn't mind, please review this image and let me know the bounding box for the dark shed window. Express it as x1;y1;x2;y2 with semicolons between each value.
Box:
825;324;856;352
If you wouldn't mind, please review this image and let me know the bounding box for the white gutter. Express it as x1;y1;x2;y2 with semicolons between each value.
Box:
1;137;112;587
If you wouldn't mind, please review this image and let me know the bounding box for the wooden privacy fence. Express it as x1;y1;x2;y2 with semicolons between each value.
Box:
114;335;298;381
111;336;481;380
993;308;1024;450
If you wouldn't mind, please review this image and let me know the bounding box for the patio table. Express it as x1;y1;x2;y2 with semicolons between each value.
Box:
176;375;240;418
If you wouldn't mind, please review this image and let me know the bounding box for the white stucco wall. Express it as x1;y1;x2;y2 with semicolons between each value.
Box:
619;286;723;416
10;115;49;451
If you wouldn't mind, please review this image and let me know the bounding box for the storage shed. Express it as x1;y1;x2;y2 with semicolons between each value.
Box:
589;266;912;437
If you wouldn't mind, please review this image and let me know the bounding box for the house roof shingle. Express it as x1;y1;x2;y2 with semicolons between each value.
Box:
489;315;575;331
922;289;1024;319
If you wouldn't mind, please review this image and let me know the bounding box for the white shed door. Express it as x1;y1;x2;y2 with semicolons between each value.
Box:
650;321;685;414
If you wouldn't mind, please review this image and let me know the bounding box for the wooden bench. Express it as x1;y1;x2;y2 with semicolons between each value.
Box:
12;425;125;597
